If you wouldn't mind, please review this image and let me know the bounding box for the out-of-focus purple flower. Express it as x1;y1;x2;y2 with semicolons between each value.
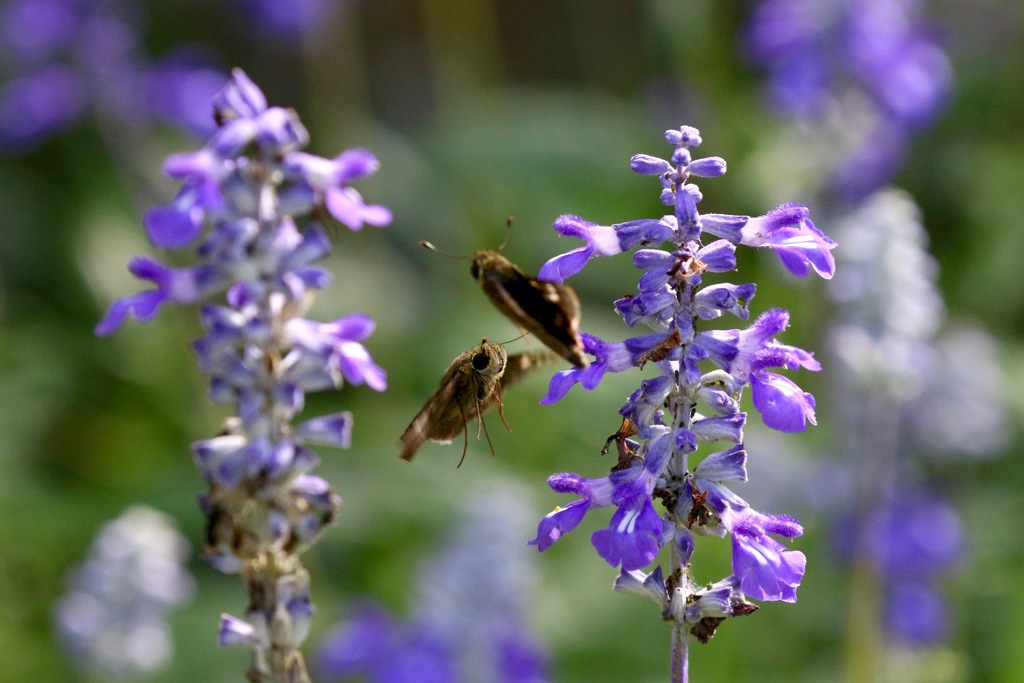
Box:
884;582;950;646
54;507;195;678
317;603;457;683
146;51;227;137
97;70;392;681
819;187;992;652
0;0;229;152
746;0;952;128
95;257;224;335
832;492;960;644
744;0;953;198
870;494;964;581
285;313;388;391
319;490;550;682
1;0;81;61
0;65;86;149
285;150;393;230
243;0;340;40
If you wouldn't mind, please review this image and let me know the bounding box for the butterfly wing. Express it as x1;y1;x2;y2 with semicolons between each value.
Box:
399;342;508;462
499;350;560;388
399;353;475;461
477;255;588;368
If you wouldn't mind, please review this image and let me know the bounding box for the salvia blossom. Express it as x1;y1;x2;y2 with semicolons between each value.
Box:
54;506;195;678
0;0;225;151
96;69;391;682
529;126;834;678
317;489;549;682
243;0;340;40
822;189;1004;653
744;0;953;199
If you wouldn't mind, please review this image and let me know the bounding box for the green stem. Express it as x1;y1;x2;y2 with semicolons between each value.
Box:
671;623;690;683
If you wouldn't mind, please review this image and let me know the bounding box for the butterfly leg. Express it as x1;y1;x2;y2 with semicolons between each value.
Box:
475;397;497;458
493;382;511;432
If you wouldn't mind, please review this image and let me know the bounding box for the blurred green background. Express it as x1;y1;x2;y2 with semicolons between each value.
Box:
2;1;1023;681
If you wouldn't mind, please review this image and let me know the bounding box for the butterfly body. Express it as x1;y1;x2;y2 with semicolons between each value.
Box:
470;250;588;369
399;339;555;463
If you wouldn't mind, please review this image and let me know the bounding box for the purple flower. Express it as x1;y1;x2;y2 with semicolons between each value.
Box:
884;582;950;646
750;369;817;432
693;282;757;321
143;188;211;249
55;507;195;677
539;332;627;403
724;508;806;602
95;258;223;335
243;0;340;39
540;330;685;404
146;51;226;138
284;313;387;392
296;412;355;448
285;150;393;230
591;496;664;571
531;429;673;570
538;214;676;283
614;565;670;606
528;498;593;552
317;603;457;683
219;614;261;648
737;203;837;279
0;65;86;150
697;308;820;432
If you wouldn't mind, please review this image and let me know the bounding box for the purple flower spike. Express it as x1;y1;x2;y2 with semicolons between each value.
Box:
96;71;392;682
531;125;825;648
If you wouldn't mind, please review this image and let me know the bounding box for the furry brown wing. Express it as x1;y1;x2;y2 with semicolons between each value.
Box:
475;252;588;368
399;342;507;461
399;372;466;461
479;350;561;413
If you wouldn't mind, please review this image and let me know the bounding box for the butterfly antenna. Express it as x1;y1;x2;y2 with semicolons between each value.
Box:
496;215;516;252
419;240;472;260
497;332;530;346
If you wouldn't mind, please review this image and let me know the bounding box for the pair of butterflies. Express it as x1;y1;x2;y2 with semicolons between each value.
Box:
399;248;588;463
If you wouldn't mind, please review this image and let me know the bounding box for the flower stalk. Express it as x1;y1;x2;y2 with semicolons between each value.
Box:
97;69;391;681
530;126;836;679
